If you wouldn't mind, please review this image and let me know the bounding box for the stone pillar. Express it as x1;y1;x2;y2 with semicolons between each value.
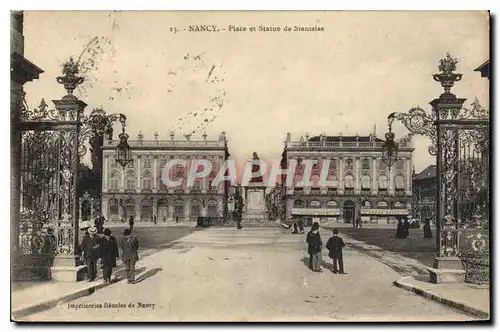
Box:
120;168;125;192
184;198;191;222
51;95;88;282
168;204;174;222
136;155;141;192
153;155;158;193
152;197;158;220
102;196;109;221
371;157;377;196
354;157;360;195
405;155;412;196
135;197;141;222
103;154;108;193
388;164;395;196
338;157;344;195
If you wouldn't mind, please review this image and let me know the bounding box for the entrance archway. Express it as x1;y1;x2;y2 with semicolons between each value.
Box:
343;200;356;224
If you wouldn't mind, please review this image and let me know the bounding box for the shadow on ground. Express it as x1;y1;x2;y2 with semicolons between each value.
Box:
135;267;163;283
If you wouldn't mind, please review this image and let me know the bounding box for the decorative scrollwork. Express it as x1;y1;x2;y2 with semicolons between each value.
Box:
20;96;59;121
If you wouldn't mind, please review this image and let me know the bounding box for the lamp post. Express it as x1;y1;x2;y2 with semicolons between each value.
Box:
381;117;399;169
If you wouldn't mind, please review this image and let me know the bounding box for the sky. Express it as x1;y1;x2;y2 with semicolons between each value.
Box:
22;11;490;173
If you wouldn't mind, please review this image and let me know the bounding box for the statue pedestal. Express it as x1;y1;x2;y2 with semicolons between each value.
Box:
243;183;267;226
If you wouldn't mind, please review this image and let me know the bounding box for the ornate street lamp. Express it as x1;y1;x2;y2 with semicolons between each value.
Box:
381;116;398;169
115;121;133;168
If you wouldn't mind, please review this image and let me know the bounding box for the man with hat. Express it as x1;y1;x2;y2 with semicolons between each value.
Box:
79;226;101;282
100;228;119;283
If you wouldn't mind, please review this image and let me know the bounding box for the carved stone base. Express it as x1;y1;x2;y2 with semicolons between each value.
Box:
51;255;86;282
51;266;87;282
428;257;465;284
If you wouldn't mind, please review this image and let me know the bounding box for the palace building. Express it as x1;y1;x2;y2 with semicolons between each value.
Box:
101;132;229;223
281;132;414;225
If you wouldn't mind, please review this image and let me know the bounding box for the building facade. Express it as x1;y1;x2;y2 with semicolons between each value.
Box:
101;132;229;223
412;165;436;223
281;132;414;225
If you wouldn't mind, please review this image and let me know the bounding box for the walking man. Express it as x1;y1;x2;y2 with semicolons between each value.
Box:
306;222;323;272
80;226;101;281
120;228;139;284
326;228;347;274
128;215;135;232
100;228;119;283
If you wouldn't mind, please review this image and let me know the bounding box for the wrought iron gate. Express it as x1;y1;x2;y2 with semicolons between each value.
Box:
436;102;490;284
15;58;85;280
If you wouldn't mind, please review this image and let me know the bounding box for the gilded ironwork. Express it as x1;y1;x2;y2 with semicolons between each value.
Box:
387;53;490;284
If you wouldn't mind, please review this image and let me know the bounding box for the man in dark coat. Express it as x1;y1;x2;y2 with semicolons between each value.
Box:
306;222;323;272
80;226;100;281
423;218;433;238
326;228;346;274
128;216;135;232
43;227;57;266
119;228;139;284
100;228;119;283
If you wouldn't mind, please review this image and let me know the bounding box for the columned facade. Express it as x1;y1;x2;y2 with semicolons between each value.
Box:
282;133;414;225
101;132;230;224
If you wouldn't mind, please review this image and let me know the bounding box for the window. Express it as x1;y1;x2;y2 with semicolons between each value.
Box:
309;201;321;208
140;199;152;221
377;201;388;208
190;200;201;217
326;200;338;208
207;200;218;217
142;170;152;190
326;174;338;188
193;179;203;190
128;158;135;168
329;159;337;170
144;158;152;169
396;159;405;171
108;199;119;220
379;161;388;171
174;200;184;218
378;175;388;189
345;175;354;188
362;159;370;170
361;175;371;189
125;199;135;219
311;175;320;188
109;171;120;190
395;175;405;190
126;171;136;190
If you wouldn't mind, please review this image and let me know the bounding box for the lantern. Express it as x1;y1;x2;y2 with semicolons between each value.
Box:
115;131;133;167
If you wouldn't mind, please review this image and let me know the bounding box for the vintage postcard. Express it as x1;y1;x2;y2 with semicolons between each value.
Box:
11;10;490;322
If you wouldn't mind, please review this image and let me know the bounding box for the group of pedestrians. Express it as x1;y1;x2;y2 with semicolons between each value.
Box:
306;222;347;274
78;223;140;284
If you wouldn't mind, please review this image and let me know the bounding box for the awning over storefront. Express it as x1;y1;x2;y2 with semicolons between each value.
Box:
360;209;409;216
291;208;341;216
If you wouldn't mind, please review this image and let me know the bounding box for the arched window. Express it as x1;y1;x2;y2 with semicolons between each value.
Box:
395;175;405;190
377;201;388;208
142;170;152;190
345;175;354;189
394;201;404;208
207;199;218;217
327;174;338;188
140;199;152;221
126;170;136;190
293;199;305;208
311;174;320;188
361;175;371;189
174;199;184;218
109;170;120;190
191;199;201;218
326;200;338;208
378;175;389;189
125;198;135;219
309;200;321;208
157;199;168;222
108;199;119;221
